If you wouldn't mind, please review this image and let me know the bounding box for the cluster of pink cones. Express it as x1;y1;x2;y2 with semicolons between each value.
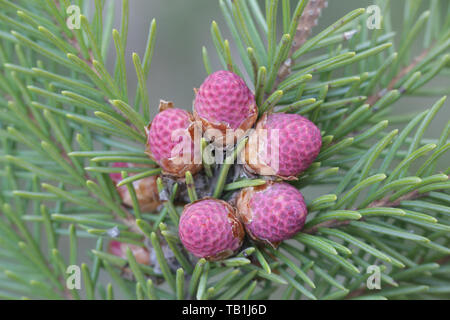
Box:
109;70;322;262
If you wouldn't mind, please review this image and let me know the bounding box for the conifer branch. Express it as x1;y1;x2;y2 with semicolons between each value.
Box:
277;0;328;83
303;186;435;235
0;0;449;301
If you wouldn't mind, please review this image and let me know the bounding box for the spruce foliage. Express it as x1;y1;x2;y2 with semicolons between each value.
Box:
0;0;449;300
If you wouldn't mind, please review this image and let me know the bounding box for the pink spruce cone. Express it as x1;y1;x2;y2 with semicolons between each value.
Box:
146;101;202;177
109;162;161;212
193;70;257;146
241;113;322;179
236;182;308;247
108;240;150;265
179;198;245;261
